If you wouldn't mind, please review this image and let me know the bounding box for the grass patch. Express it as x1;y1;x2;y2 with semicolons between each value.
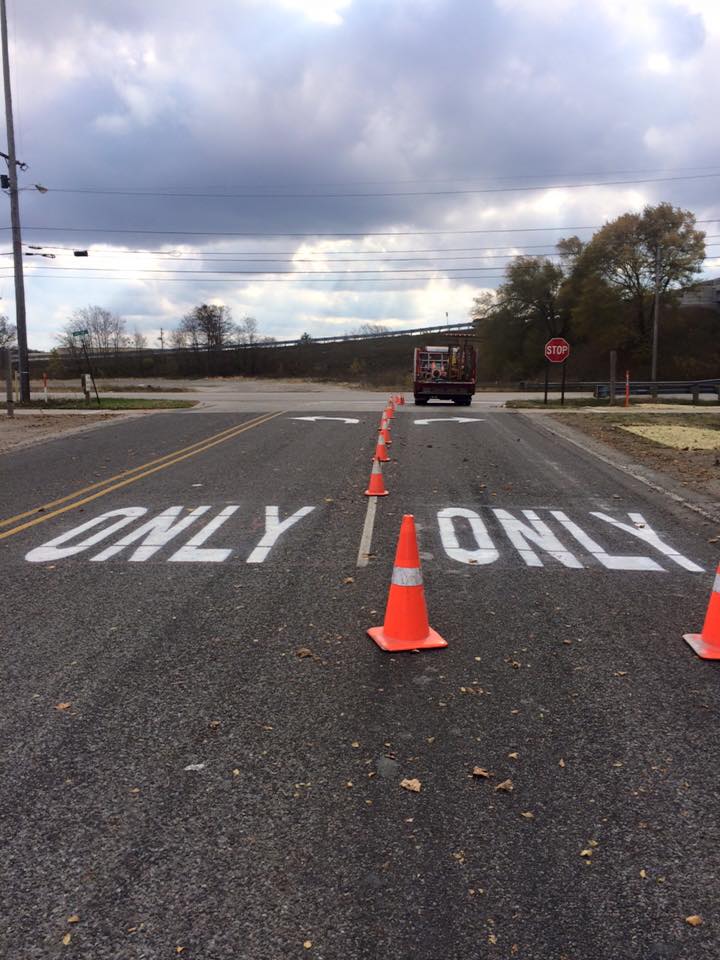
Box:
506;397;720;409
3;398;197;411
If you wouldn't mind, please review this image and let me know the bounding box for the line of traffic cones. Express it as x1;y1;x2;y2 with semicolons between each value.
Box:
361;394;446;652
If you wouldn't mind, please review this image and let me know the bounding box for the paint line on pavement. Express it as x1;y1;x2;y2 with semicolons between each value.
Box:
0;412;276;530
356;495;378;567
0;411;287;542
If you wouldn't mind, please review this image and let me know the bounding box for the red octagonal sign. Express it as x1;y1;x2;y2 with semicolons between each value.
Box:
544;337;571;363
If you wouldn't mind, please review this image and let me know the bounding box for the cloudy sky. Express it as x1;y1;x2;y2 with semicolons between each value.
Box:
3;0;719;349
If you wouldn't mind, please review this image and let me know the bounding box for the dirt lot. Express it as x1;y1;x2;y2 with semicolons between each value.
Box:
0;414;118;454
552;410;720;500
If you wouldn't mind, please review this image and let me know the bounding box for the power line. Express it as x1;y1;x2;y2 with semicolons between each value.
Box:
43;163;720;191
43;171;720;200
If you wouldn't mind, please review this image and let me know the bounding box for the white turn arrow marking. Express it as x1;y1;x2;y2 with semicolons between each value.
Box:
413;417;485;425
291;416;360;424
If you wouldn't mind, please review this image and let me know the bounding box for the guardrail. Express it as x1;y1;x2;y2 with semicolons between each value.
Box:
594;379;720;401
25;321;476;363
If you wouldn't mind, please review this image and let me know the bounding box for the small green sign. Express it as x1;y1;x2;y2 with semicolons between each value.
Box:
72;329;89;337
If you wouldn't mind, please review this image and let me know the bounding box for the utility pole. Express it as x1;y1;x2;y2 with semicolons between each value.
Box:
159;327;165;350
651;244;661;400
0;0;29;403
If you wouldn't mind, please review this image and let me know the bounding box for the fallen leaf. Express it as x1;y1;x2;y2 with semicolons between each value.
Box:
55;702;72;711
345;781;353;789
343;577;355;585
472;766;492;778
400;778;421;793
708;536;720;544
639;869;647;879
351;741;360;748
67;915;80;924
558;758;566;768
232;768;240;777
588;839;599;848
495;779;514;793
686;915;703;927
614;671;628;677
580;849;593;858
296;647;313;658
183;762;205;772
208;719;221;729
520;811;535;819
510;660;521;669
303;940;313;949
130;787;140;794
62;933;72;945
508;752;520;760
176;948;185;955
488;933;498;944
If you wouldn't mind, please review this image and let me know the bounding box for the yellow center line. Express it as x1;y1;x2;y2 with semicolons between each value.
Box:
0;411;277;530
0;411;286;542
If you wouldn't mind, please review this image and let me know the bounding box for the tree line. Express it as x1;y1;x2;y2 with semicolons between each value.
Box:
55;304;273;355
471;202;711;380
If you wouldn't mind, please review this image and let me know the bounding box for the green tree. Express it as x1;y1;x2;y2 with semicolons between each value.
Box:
579;202;705;345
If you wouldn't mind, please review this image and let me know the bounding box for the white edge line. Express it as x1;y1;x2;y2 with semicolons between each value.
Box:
531;417;720;525
356;495;378;567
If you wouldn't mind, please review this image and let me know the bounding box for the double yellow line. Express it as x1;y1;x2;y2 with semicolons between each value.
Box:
0;411;285;541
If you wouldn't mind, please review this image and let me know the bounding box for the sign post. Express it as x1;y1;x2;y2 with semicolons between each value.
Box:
72;330;101;406
544;337;571;405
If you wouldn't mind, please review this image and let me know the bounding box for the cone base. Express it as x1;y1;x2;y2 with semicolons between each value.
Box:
683;632;720;660
365;489;389;497
367;625;447;652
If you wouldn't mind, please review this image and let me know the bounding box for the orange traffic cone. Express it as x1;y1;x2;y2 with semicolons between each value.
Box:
374;432;390;462
684;565;720;659
365;457;389;497
368;515;446;652
380;416;392;446
385;404;395;420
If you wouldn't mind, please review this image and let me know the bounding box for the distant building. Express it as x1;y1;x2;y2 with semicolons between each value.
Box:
680;276;720;310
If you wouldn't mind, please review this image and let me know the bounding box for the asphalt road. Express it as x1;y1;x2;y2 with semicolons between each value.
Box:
1;397;719;960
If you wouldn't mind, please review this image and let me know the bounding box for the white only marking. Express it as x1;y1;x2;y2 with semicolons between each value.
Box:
413;417;485;425
493;509;584;568
590;511;704;572
291;417;360;424
25;508;148;563
169;506;240;562
356;495;378;567
550;511;662;571
91;506;211;562
246;506;316;564
437;507;499;565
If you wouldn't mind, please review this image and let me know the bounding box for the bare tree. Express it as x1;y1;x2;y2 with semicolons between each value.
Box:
132;327;147;351
179;304;235;349
0;315;16;347
353;323;388;336
237;316;259;344
58;306;128;353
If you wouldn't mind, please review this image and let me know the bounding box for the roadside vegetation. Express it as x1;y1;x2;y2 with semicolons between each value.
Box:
2;398;196;410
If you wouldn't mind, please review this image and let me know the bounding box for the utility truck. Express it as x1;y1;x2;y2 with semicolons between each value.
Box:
412;338;477;405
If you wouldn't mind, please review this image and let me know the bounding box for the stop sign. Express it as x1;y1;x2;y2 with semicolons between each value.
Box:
544;337;570;363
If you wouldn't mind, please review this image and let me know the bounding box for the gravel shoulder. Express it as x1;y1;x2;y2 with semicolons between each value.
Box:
0;413;130;454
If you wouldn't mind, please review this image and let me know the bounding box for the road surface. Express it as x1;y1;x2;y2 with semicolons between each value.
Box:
1;393;718;959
